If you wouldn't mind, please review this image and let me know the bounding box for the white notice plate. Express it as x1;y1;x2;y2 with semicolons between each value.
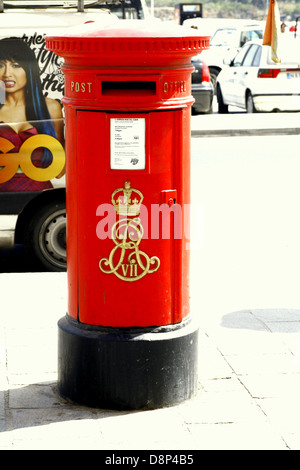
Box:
110;118;146;170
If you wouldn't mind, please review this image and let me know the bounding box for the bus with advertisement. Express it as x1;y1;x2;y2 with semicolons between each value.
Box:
0;0;149;271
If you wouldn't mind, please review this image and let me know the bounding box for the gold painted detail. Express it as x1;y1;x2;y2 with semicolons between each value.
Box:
99;181;160;282
71;81;93;94
163;80;187;96
111;180;143;216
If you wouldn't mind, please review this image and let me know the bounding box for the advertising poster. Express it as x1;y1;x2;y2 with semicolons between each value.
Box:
0;34;65;192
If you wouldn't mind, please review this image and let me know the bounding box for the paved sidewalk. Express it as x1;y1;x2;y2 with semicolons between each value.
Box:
1;114;300;450
0;272;300;450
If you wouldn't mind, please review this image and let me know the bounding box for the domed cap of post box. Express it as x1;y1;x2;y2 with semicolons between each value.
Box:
46;20;210;67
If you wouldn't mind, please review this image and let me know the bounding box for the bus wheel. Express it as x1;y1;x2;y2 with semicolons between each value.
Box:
24;200;66;272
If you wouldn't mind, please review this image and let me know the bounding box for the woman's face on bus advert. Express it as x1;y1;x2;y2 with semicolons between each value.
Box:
0;59;27;94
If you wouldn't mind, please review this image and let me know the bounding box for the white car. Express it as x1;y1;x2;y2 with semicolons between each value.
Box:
197;22;265;91
216;37;300;113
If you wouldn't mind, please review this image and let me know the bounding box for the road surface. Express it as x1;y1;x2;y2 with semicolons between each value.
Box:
190;133;300;328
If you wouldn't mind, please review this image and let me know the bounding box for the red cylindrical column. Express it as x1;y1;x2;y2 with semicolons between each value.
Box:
46;21;209;410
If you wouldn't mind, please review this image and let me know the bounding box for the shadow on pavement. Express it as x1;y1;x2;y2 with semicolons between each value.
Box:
221;309;300;333
1;381;126;433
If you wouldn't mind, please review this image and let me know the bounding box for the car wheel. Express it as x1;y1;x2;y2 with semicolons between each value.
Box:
24;200;66;272
246;92;257;113
217;85;228;114
209;67;219;94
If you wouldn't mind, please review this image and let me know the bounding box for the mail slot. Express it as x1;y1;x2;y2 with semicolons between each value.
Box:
46;20;210;410
102;80;157;95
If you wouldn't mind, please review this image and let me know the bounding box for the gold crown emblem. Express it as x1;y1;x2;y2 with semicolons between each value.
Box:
111;181;144;216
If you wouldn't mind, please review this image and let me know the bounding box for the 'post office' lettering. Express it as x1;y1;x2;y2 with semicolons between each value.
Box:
71;81;92;93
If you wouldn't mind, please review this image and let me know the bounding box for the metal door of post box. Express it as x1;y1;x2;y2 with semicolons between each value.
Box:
69;109;190;327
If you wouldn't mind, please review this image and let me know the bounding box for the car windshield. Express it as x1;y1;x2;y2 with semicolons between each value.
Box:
210;29;237;47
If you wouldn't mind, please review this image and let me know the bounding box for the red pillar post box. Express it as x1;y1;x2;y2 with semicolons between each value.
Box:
46;21;209;410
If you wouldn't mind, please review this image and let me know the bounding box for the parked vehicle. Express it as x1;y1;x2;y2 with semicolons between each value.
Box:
191;57;214;114
196;21;264;92
175;3;202;25
216;38;300;113
0;0;149;272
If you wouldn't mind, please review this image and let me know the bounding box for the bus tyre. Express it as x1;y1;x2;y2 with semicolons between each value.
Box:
24;200;66;272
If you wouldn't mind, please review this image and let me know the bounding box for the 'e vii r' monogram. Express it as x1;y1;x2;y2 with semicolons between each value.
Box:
99;181;160;282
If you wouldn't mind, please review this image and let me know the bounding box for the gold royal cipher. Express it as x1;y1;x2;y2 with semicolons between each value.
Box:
99;181;160;281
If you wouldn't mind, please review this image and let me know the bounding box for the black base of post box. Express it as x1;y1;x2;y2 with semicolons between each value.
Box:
57;315;199;410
